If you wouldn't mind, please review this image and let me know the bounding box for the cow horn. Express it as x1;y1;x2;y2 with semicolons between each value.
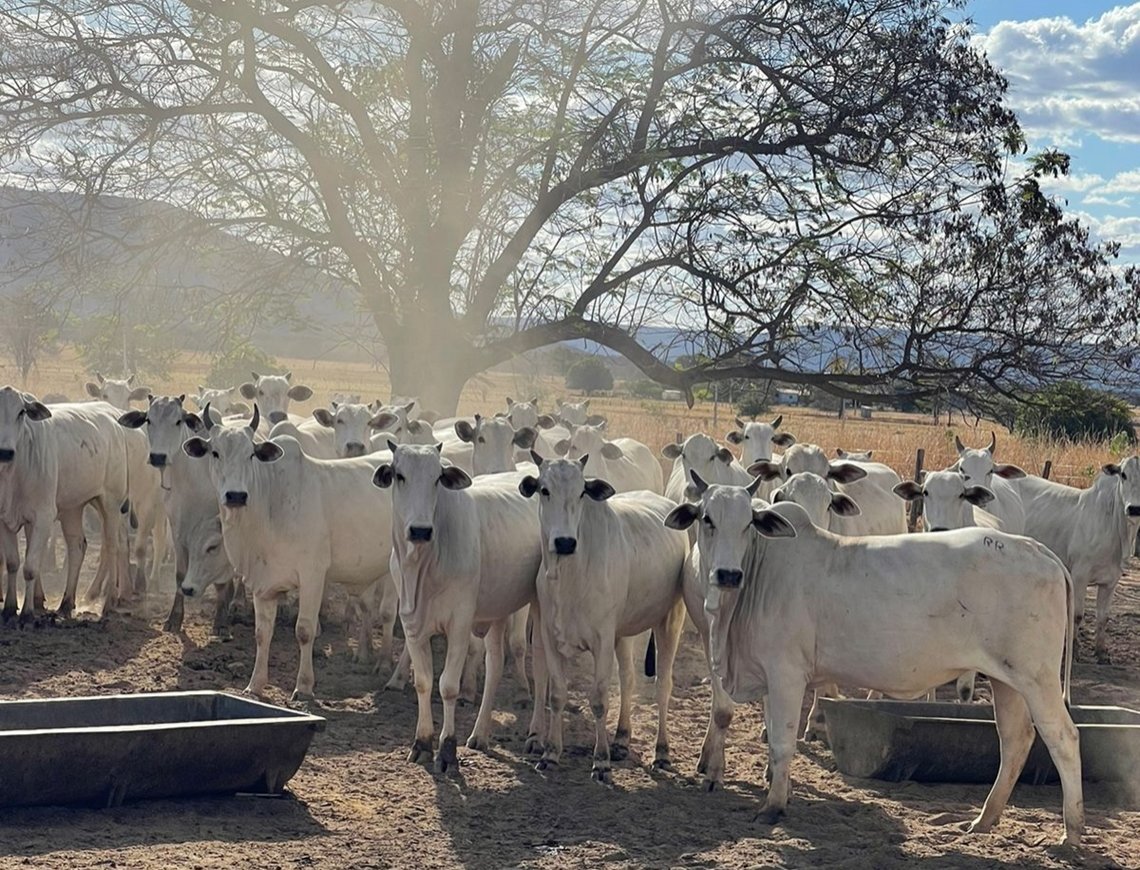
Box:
987;431;996;454
203;401;214;430
250;403;260;433
954;435;966;455
688;469;709;496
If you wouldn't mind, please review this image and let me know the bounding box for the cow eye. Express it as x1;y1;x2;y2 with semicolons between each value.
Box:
206;544;218;554
395;473;405;484
17;409;25;418
477;436;485;443
540;487;549;497
1122;472;1128;481
702;516;715;530
211;451;219;459
175;419;182;427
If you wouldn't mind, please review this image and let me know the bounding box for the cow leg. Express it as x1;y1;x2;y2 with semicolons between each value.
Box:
405;633;436;765
56;507;88;617
589;635;619;785
165;544;188;633
246;592;279;697
20;520;52;627
967;678;1035;836
611;638;638;766
467;619;506;751
507;606;530;702
525;601;548;754
460;635;483;705
150;511;169;585
1093;578;1115;664
1021;681;1084;846
956;672;977;703
211;578;235;638
436;622;472;774
803;682;839;743
385;644;412;691
537;617;568;771
291;576;325;702
2;525;21;623
374;576;398;669
758;672;808;823
651;598;686;771
129;508;149;599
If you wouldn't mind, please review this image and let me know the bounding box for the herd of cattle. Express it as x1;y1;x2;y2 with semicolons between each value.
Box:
3;370;1140;848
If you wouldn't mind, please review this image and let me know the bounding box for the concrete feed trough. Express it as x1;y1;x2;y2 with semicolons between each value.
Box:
821;699;1140;784
0;690;325;808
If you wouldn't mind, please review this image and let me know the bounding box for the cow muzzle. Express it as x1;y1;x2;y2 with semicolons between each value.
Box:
267;411;287;425
408;525;433;543
149;452;168;468
553;536;577;556
343;442;365;458
180;583;197;598
1127;505;1140;518
0;448;14;463
224;491;249;508
714;568;743;588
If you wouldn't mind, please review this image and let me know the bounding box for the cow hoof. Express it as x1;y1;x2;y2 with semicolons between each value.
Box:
290;690;315;705
162;616;183;633
435;736;459;774
524;734;544;755
466;734;490;753
1095;649;1111;665
535;758;558;772
652;756;673;772
610;743;629;762
17;611;36;629
2;607;16;625
702;778;721;793
408;739;434;765
590;767;613;786
55;602;74;620
756;806;785;825
802;727;827;745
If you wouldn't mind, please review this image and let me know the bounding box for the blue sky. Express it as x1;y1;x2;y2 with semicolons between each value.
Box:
966;2;1140;260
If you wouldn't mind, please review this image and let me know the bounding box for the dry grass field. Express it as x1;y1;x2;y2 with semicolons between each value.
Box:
2;349;1139;869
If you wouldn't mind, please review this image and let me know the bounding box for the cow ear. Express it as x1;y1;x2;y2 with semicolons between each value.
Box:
535;414;556;429
963;485;996;507
600;441;624;460
827;462;867;484
287;384;313;402
118;410;148;429
85;382;102;398
513;427;538;449
239;382;257;400
585;414;607;426
583;478;615;501
128;386;150;401
892;481;923;501
661;442;682;459
519;475;539;498
752;508;797;538
505;397;514;406
689;469;709;496
1103;463;1122;476
746;460;784;481
183;412;204;433
182;437;210;459
772;432;797;447
554;439;570;456
993;463;1027;480
369;411;398;431
176;394;185;405
439;465;472;490
954;435;967;455
95;372;105;384
735;417;745;428
254;441;284;463
313;408;335;427
830;493;861;516
407;420;429;436
725;430;743;445
373;465;394;488
664;502;700;531
23;401;51;421
386;439;399;453
455;420;476;442
714;447;733;463
529;449;544;466
529;396;538;406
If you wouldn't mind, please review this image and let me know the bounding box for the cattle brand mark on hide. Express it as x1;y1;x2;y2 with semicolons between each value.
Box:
983;536;1005;552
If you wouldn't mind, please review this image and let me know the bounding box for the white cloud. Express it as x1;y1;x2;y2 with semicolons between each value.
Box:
1073;210;1140;259
977;4;1140;143
1084;194;1133;207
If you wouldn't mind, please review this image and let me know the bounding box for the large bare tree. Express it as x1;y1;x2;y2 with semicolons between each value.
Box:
1;0;1135;412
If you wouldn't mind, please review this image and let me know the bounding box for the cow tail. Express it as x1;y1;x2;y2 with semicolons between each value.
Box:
120;424;132;517
1062;563;1075;707
644;631;656;678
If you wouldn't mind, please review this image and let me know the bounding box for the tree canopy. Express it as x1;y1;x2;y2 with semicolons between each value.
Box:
1;0;1135;412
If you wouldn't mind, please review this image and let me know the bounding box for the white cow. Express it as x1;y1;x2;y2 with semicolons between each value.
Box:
192;386;250;418
238;372;313;427
503;397;567;460
118;396;237;635
556;423;662;494
85;373;151;408
724;415;797;469
267;400;381;460
1010;457;1140;662
0;388;132;621
519;455;688;783
662;433;751;505
182;410;393;699
952;432;1027;534
664;483;1083;845
373;444;543;773
750;443;906;536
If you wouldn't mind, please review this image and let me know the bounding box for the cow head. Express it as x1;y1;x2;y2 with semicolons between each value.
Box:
771;472;860;528
505;396;555;431
117;394;207;469
313;400;380;457
955;431;1027;485
180;515;230;599
367;401;431;444
662;433;738;499
554;398;604;428
519;453;614;556
892;470;995;532
455;414;537;476
0;386;51;463
373;442;470;544
85;372;151;410
557;422;621;466
1103;456;1140;519
238;372;313;425
182;405;283;509
725;415;797;467
836;448;873;461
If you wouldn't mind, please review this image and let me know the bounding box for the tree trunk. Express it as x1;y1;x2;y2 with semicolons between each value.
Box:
383;316;471;416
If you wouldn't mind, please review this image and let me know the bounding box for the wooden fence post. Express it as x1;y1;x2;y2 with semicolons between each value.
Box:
1041;460;1052;481
675;432;683;445
908;448;925;532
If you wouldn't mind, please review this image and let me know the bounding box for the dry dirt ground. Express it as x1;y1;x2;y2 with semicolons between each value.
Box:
1;552;1139;870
